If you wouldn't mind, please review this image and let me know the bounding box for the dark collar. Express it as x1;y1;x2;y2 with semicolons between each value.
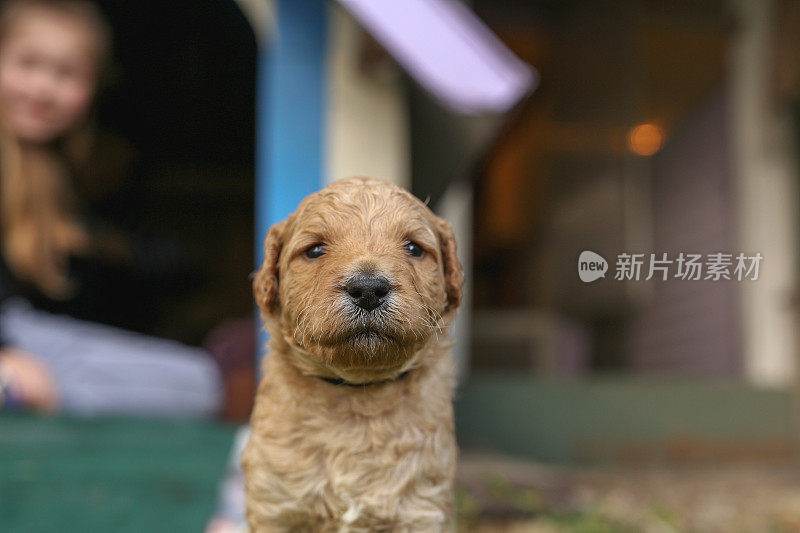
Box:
317;370;411;387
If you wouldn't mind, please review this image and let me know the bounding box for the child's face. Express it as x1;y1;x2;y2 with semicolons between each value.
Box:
0;9;98;143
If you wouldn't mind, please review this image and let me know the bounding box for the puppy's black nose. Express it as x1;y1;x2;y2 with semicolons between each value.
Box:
346;273;391;311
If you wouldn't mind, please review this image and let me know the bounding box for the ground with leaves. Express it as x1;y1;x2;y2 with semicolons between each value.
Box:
457;453;800;532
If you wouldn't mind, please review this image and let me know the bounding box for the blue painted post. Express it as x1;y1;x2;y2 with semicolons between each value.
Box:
256;0;327;357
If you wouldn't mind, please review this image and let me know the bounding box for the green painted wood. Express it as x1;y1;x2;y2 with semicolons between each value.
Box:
0;415;235;532
455;375;796;462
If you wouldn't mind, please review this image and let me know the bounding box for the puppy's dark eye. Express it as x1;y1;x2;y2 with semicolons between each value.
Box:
403;242;424;258
305;244;326;259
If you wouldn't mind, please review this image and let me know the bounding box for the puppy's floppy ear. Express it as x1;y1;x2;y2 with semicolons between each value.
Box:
254;220;286;314
436;217;464;312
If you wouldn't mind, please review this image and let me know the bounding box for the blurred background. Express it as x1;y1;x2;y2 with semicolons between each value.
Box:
3;0;800;531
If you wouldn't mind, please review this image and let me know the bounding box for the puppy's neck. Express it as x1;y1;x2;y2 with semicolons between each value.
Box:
284;341;425;385
317;370;412;387
259;330;455;419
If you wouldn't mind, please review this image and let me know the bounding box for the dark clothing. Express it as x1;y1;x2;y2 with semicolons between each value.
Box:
0;140;202;344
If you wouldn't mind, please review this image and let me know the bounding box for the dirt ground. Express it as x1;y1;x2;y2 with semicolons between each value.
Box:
457;453;800;532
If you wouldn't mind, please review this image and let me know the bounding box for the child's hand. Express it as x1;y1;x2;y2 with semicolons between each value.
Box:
0;349;59;412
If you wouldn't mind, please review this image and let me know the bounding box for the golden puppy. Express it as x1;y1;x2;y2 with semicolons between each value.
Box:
243;177;464;532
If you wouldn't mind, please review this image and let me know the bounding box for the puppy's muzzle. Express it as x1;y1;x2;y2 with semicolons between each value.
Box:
345;272;391;312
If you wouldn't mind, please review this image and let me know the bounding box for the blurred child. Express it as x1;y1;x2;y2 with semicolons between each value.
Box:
0;0;222;417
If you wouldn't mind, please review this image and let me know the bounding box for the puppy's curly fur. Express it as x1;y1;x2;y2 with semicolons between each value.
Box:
243;178;464;532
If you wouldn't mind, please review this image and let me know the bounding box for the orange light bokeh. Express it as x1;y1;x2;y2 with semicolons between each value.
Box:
627;123;665;156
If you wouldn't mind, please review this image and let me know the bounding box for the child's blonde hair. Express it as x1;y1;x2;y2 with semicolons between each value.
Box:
0;0;111;298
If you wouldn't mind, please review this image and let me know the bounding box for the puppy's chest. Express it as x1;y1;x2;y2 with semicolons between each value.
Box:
260;409;455;522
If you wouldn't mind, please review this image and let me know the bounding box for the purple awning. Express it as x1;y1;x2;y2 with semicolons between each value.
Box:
337;0;537;114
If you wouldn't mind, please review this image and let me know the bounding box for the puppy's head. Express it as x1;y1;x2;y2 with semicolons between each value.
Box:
254;178;463;374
